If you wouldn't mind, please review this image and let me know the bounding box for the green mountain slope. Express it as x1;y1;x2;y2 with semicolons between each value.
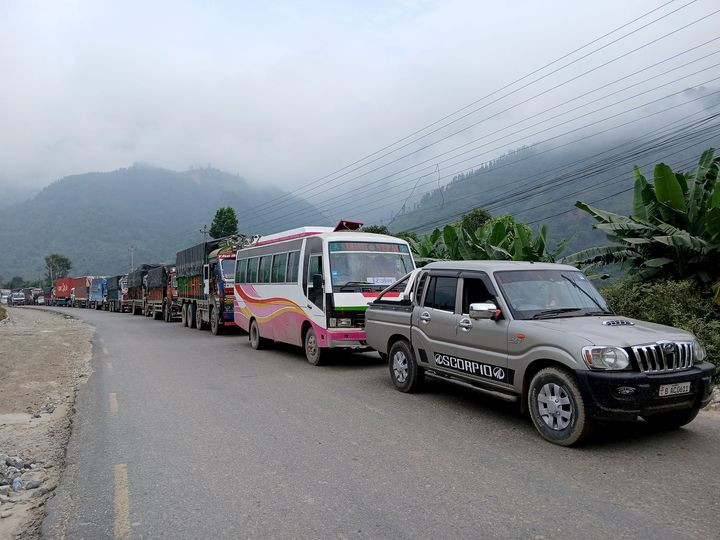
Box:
0;165;329;279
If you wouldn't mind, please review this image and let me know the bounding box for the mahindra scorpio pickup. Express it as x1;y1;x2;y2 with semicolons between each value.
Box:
365;261;716;446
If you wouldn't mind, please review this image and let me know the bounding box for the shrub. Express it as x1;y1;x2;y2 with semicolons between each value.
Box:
0;305;5;321
601;279;720;381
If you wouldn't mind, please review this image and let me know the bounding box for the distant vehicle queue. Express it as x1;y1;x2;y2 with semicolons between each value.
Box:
34;220;417;364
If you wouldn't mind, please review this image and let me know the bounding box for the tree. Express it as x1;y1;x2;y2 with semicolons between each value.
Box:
6;276;25;289
209;207;239;239
566;149;720;283
44;253;73;285
458;207;492;232
362;225;391;235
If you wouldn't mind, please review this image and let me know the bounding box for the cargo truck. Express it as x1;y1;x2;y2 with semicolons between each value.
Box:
106;275;129;312
127;264;161;315
70;277;91;308
176;238;243;335
145;265;181;321
89;277;107;310
53;278;74;306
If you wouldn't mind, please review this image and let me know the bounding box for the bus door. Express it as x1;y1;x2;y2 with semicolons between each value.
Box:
307;254;324;311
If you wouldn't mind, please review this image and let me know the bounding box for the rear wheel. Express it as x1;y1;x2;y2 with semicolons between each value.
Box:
164;300;172;322
304;327;326;366
210;308;222;335
188;303;197;329
249;319;265;350
196;306;205;330
388;340;423;392
528;367;594;446
181;304;188;327
643;407;700;430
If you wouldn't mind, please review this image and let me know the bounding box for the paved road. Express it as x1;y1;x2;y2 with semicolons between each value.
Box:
39;306;718;539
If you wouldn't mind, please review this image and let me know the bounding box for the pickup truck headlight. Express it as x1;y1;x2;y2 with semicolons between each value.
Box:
582;346;630;370
693;339;707;364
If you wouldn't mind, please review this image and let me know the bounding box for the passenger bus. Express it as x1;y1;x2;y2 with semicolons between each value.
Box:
234;220;416;365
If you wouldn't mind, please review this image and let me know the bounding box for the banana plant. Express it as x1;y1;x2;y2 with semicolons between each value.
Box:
565;149;720;283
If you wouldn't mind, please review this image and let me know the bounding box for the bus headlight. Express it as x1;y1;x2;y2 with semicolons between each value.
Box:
329;318;352;328
582;346;630;370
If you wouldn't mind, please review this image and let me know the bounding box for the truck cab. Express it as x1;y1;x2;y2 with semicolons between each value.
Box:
365;261;716;446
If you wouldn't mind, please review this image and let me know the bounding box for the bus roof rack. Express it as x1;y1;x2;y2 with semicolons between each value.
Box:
334;219;364;231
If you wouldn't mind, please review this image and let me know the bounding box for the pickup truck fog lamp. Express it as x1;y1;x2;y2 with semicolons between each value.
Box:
582;346;630;370
693;339;707;364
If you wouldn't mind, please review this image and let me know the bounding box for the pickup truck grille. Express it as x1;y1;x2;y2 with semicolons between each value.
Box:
631;341;693;374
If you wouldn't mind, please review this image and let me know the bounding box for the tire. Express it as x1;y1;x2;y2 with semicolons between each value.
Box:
133;302;140;315
303;327;326;366
210;308;222;336
187;303;197;329
249;319;266;350
388;340;423;393
196;306;205;330
164;301;171;322
528;367;594;446
181;304;188;327
643;407;700;430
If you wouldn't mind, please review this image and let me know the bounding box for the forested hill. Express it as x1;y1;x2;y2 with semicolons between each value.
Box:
0;165;329;279
388;100;720;253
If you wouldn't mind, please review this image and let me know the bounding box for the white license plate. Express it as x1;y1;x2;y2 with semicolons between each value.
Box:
658;382;691;397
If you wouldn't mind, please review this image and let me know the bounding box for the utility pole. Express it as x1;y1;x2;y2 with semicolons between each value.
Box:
199;225;208;242
128;245;135;272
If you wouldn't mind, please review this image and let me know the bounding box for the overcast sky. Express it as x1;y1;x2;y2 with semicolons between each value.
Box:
1;0;717;193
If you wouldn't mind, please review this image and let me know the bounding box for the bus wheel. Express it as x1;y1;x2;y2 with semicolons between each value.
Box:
181;304;188;327
210;308;222;336
304;327;326;366
249;319;265;350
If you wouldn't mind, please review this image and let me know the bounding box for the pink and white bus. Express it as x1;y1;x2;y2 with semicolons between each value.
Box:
233;220;415;365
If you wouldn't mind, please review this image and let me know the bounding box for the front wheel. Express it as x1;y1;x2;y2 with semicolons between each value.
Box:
643;407;700;430
210;308;223;335
187;303;197;329
304;327;326;366
388;340;423;392
528;367;594;446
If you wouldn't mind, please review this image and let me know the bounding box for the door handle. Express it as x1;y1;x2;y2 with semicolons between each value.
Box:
419;311;431;322
458;317;472;330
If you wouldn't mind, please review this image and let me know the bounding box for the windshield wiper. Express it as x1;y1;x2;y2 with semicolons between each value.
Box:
530;308;582;320
560;274;610;313
339;281;374;292
583;310;614;316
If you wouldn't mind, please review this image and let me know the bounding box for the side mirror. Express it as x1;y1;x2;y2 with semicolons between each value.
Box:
312;273;323;290
469;302;498;320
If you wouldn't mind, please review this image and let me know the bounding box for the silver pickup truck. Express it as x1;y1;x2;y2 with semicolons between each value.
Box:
365;261;716;445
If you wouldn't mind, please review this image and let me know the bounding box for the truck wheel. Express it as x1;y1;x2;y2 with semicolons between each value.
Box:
164;301;171;322
188;303;197;329
249;319;266;350
388;340;423;393
133;302;140;315
196;306;205;330
303;327;326;366
642;407;700;430
210;308;223;335
181;304;188;327
528;368;594;446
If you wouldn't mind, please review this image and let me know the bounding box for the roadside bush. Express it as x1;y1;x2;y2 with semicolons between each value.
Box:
0;305;5;321
601;279;720;381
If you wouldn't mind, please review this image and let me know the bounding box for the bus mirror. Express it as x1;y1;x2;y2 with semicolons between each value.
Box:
312;274;323;290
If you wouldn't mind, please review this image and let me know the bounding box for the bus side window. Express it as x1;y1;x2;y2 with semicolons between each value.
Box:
286;251;300;283
236;259;247;283
272;254;288;283
246;258;259;283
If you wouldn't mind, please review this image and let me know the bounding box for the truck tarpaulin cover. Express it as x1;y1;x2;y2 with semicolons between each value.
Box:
128;264;161;288
146;266;168;288
176;240;220;278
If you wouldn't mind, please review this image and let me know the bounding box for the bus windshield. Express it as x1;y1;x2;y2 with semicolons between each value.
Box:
220;259;236;281
328;241;414;291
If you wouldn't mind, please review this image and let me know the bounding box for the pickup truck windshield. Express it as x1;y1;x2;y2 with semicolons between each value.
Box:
329;241;414;292
495;270;611;320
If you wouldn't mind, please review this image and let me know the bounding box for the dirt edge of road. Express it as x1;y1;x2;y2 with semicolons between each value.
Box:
0;307;93;539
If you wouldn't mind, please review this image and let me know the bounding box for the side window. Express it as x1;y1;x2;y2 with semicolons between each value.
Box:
258;256;272;283
246;258;259;283
236;259;247;283
415;273;428;305
271;254;288;283
428;276;458;312
286;251;300;283
462;278;493;314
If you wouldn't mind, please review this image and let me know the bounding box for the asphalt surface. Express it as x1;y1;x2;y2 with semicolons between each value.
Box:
38;306;719;539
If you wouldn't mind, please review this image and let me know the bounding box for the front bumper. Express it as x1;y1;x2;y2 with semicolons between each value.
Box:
575;361;715;421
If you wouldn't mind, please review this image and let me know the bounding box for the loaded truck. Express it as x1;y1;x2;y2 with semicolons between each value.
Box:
145;265;181;321
365;261;716;446
70;277;92;308
89;277;107;309
127;264;161;315
176;238;240;335
106;275;129;312
53;278;74;306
